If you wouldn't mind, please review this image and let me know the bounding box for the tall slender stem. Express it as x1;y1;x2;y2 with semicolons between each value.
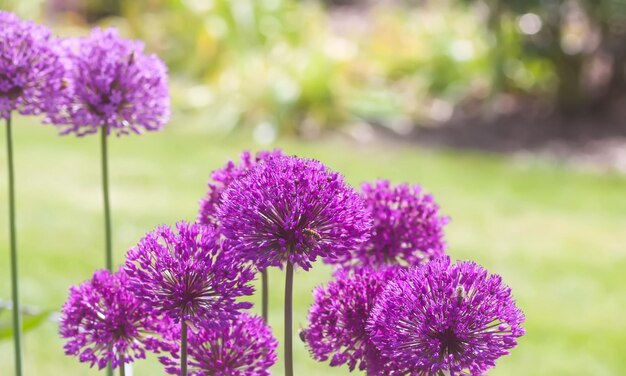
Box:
101;127;113;376
284;262;294;376
261;269;268;323
118;354;126;376
100;126;112;271
181;320;188;376
6;116;23;376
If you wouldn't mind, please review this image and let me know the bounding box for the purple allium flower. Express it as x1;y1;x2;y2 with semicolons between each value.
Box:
367;257;525;375
124;221;255;324
50;27;169;136
303;266;399;373
160;314;278;376
0;11;66;120
218;155;371;270
332;180;449;268
59;269;174;370
197;149;284;226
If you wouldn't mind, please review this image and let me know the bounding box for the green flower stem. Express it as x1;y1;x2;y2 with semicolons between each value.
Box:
119;354;126;376
284;262;294;376
262;269;269;323
100;126;112;271
181;320;188;376
6;116;23;376
101;126;113;376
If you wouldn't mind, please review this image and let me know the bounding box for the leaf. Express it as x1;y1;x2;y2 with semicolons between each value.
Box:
0;310;52;340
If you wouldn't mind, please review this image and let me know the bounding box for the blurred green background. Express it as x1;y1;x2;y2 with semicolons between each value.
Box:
1;0;626;375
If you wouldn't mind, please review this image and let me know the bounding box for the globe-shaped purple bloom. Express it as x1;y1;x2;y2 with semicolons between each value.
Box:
218;155;371;270
197;149;284;226
160;314;278;376
59;269;174;370
367;257;525;375
303;266;399;373
50;27;169;136
332;180;449;268
124;221;255;324
0;11;66;120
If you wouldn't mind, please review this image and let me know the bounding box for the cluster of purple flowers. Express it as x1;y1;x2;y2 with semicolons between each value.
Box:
57;147;525;375
300;175;525;374
1;11;169;135
61;222;277;375
304;257;525;375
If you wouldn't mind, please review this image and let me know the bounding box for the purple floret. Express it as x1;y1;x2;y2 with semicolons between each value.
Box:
124;221;255;324
218;155;371;270
160;313;278;376
59;269;174;370
49;27;169;136
332;180;449;268
367;256;525;376
303;266;399;374
0;11;67;120
197;149;284;226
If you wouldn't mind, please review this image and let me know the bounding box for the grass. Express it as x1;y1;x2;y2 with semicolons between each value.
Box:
0;114;625;375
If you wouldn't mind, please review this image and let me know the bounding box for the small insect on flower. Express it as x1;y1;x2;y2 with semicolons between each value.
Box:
453;285;467;306
299;328;309;343
303;228;322;240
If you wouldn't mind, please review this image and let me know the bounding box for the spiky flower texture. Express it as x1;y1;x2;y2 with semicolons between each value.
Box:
334;180;448;268
59;269;173;370
219;155;371;270
0;11;66;119
161;314;278;376
304;266;398;373
50;27;169;136
124;221;255;324
197;149;284;226
368;257;525;375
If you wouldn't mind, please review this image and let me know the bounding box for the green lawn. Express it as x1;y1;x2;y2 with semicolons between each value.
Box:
0;114;625;375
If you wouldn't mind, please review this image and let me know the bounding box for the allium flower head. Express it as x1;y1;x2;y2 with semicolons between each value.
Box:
197;149;284;226
124;221;255;324
334;180;448;268
368;257;525;375
59;269;174;370
160;314;278;376
218;155;371;270
50;27;169;136
0;11;66;119
303;266;399;373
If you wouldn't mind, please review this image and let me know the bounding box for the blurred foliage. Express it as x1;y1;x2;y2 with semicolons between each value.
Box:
120;0;348;137
114;0;503;136
0;303;51;340
461;0;626;111
6;0;626;135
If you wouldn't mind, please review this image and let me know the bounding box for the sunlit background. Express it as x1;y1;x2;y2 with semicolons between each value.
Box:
0;0;625;375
